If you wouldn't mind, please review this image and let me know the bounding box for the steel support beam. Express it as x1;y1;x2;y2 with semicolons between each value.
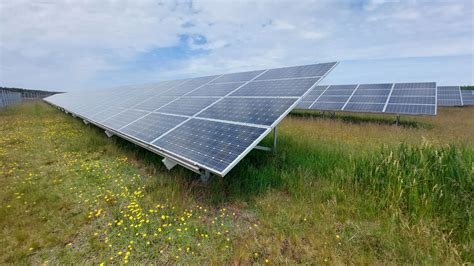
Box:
254;127;277;152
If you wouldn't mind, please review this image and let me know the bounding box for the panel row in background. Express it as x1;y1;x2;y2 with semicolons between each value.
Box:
460;89;474;105
0;89;22;108
296;82;438;115
45;62;337;176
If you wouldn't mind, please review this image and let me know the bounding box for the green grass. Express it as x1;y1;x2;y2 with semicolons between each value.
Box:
1;102;473;264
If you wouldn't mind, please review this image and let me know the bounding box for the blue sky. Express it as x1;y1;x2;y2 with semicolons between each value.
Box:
0;0;472;92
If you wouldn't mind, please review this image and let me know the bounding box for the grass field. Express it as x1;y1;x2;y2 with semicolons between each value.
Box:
1;101;472;264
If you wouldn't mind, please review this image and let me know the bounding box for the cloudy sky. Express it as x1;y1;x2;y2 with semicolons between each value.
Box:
0;0;473;92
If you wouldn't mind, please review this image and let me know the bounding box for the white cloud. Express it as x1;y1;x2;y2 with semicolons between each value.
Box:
0;0;472;91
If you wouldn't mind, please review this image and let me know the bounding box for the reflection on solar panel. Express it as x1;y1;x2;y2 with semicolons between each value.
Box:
297;82;437;115
461;90;474;105
44;62;338;177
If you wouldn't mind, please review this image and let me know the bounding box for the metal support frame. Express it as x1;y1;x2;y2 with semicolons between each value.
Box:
104;130;114;138
395;114;400;126
162;157;178;170
83;120;89;125
200;170;211;183
254;127;277;152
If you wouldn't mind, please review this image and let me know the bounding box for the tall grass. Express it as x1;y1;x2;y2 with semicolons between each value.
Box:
2;102;472;263
347;143;473;244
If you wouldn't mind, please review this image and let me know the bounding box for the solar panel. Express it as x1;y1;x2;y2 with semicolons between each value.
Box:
437;86;462;106
157;97;219;116
296;101;313;109
212;70;265;83
197;98;297;126
384;104;435;115
307;84;357;112
0;89;22;108
44;61;338;177
187;82;245;97
394;82;436;89
161;76;220;96
310;102;345;111
296;82;437;116
120;113;187;142
461;90;474;105
389;96;436;105
384;82;437;115
102;110;148;130
90;107;125;122
256;62;335;80
343;103;385;112
152;119;267;173
352;89;391;96
230;77;320;97
134;96;177;111
391;89;435;97
300;85;328;102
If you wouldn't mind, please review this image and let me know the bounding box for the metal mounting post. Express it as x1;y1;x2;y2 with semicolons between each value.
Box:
272;127;277;152
104;130;114;138
254;126;277;152
200;170;211;183
395;114;400;126
83;120;89;125
162;157;178;170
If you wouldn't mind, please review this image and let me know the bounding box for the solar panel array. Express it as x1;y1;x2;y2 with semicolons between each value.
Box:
437;86;463;106
461;90;474;105
0;89;22;108
45;62;337;176
296;82;438;115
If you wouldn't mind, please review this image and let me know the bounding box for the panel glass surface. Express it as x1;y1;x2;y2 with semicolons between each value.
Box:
307;88;328;94
461;90;474;105
102;110;148;130
90;107;125;122
438;99;462;106
391;89;436;97
353;89;391;96
134;96;177;111
256;62;336;80
389;96;436;105
357;83;392;90
120;113;187;142
117;94;152;108
161;75;219;96
301;92;323;102
394;82;436;89
385;104;435;115
152;119;267;173
212;70;264;83
231;77;320;97
349;96;388;103
187;82;245;97
343;103;385;112
197;98;297;126
310;102;345;111
157;97;219;116
296;101;313;109
437;86;462;106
